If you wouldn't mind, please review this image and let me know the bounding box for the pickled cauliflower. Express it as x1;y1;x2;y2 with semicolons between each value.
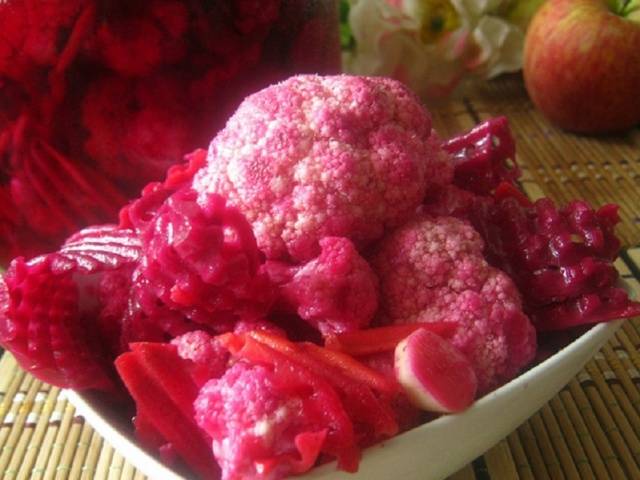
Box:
193;74;452;261
266;236;379;336
372;215;537;393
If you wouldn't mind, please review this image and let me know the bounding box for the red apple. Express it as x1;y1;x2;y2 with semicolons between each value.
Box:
523;0;640;133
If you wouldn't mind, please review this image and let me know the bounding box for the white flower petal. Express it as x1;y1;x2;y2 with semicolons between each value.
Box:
450;0;507;18
470;16;524;78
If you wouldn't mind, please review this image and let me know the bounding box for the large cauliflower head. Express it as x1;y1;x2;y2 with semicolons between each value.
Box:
193;74;452;261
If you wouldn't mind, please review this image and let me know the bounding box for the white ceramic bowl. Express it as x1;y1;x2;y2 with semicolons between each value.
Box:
66;317;625;480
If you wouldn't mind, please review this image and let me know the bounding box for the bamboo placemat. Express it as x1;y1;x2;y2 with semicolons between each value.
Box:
1;74;639;479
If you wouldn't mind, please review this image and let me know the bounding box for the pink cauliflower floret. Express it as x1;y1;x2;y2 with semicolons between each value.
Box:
266;237;379;336
194;361;327;480
170;330;229;387
192;74;452;262
372;215;536;393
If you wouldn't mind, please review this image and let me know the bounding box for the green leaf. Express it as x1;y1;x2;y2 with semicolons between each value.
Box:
340;0;355;51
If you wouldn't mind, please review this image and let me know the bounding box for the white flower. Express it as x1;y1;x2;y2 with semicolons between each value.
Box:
343;0;527;101
451;0;525;78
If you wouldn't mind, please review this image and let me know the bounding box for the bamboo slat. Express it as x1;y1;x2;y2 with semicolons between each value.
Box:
506;430;536;480
484;439;520;479
547;396;595;480
539;404;580;479
559;389;611;479
516;420;551;479
447;464;477;480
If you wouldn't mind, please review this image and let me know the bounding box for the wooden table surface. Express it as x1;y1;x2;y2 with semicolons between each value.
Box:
0;74;639;480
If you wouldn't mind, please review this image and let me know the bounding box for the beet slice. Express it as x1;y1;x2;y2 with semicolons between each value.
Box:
442;116;519;195
394;329;477;413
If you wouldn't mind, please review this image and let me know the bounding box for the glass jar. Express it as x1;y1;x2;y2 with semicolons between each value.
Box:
0;0;340;263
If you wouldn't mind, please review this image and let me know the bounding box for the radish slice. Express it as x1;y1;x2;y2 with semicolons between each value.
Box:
394;329;477;413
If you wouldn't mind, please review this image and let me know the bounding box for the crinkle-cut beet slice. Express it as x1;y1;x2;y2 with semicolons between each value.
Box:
0;257;114;390
526;258;618;306
473;197;622;277
53;225;141;358
468;193;639;330
530;199;621;264
0;268;65;384
532;286;640;332
115;347;220;479
0;225;141;389
442;116;520;195
394;329;477;413
58;225;141;273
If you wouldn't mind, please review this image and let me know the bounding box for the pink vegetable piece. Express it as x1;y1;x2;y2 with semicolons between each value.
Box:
193;74;452;261
266;236;379;336
372;215;537;393
442;116;520;195
394;328;477;413
134;186;275;329
0;224;141;390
